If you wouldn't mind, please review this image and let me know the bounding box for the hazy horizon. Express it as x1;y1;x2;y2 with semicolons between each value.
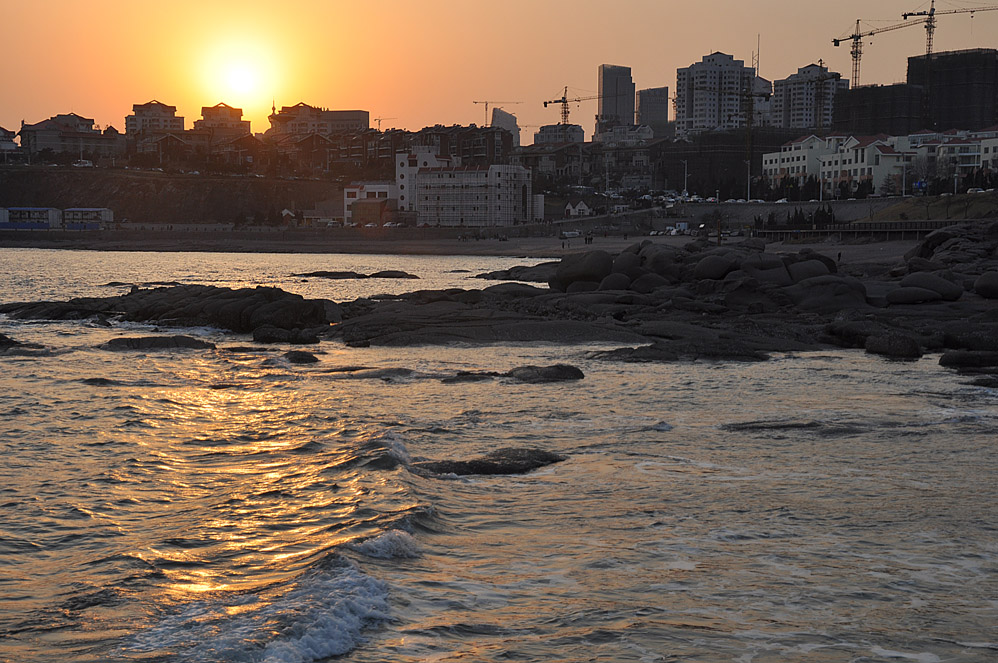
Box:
5;0;998;136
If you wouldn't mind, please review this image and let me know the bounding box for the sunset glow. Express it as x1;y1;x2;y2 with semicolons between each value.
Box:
5;1;998;136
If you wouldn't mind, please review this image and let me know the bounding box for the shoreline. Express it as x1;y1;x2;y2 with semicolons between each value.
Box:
0;233;920;265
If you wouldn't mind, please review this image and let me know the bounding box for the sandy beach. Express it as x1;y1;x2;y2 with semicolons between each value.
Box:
0;232;920;268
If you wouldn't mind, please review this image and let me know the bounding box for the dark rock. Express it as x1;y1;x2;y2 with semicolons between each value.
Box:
693;255;737;281
787;259;830;283
900;272;963;301
598;272;632;291
284;350;319;364
475;262;558;283
782;275;868;312
864;333;923;359
413;447;566;476
974;272;998;299
441;371;500;383
295;270;368;279
252;325;320;344
505;364;585;383
0;333;21;348
939;350;998;368
549;251;614;292
629;272;671;294
566;280;600;293
482;283;548;298
102;336;215;351
611;251;641;274
886;287;943;305
907;256;947;273
369;270;420;279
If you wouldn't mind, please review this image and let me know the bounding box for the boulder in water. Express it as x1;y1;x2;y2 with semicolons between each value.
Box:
505;364;585;383
413;447;567;476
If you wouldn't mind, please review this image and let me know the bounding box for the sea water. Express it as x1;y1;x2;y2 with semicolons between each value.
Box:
1;248;996;662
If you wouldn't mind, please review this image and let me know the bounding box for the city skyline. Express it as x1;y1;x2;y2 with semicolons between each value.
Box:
5;0;998;136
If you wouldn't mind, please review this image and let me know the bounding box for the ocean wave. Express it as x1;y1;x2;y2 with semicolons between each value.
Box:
125;559;390;663
348;529;421;559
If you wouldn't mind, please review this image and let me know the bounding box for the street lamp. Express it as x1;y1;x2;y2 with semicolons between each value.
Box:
680;160;688;197
744;160;751;201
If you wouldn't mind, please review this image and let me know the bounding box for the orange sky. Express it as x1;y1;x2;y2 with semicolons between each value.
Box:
5;0;998;137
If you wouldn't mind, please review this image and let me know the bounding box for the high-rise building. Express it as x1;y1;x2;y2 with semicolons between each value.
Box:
636;87;670;137
597;64;635;138
490;107;521;148
675;52;755;138
772;64;849;131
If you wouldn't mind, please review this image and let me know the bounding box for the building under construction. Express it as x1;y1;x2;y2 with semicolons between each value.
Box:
908;48;998;131
834;48;998;134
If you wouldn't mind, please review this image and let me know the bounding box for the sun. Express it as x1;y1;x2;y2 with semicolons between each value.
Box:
199;38;276;108
224;63;258;97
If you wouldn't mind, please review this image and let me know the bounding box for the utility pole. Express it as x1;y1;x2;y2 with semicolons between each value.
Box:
680;160;688;197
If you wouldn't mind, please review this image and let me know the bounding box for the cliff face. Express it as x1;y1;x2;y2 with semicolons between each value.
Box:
0;167;342;224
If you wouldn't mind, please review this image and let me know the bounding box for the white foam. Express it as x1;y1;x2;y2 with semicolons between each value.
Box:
869;647;941;663
126;564;390;662
349;529;421;559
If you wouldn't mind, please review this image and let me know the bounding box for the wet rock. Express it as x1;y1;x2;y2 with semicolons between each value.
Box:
0;333;21;348
102;336;216;351
252;325;320;344
505;364;585;383
295;270;367;279
939;350;998;368
864;333;923;359
284;350;319;364
413;447;567;476
369;270;420;279
475;262;559;283
441;371;501;383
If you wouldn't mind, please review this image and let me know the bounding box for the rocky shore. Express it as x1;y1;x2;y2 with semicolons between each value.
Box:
3;222;998;376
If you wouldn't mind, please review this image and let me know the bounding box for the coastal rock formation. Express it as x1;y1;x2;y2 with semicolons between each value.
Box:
0;285;339;335
475;262;559;283
413;447;567;476
102;336;216;351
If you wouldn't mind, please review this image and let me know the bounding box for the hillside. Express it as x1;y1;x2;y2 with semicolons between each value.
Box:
0;167;342;224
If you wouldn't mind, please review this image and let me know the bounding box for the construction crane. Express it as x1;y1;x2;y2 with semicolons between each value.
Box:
373;117;396;131
811;60;844;131
833;17;927;88
472;100;521;125
902;1;998;58
543;87;603;125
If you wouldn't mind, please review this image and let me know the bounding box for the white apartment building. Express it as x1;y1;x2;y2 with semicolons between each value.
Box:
413;164;533;227
675;52;755;138
125;101;184;135
193;103;251;137
771;64;849;131
343;182;398;224
533;124;585;145
267;103;369;137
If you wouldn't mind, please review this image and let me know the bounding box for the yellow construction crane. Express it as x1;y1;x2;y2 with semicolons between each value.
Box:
834;17;928;87
902;1;998;58
472;100;521;125
542;87;603;125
